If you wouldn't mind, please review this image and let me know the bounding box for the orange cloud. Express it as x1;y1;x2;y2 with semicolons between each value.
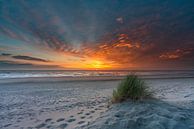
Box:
14;32;160;70
64;34;147;69
159;48;193;60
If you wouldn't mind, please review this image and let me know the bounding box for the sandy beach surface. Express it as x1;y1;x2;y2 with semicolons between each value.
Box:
0;77;194;129
83;78;194;129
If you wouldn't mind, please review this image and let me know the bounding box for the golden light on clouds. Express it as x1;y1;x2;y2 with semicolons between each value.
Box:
55;58;115;70
84;59;114;69
2;26;193;70
159;49;193;60
42;33;145;70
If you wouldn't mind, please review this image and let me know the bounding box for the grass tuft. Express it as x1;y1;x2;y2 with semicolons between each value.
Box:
112;75;152;103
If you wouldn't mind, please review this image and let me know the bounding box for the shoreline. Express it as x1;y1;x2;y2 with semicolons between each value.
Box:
0;75;194;84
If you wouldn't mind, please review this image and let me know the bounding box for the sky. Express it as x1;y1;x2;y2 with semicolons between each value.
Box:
0;0;194;70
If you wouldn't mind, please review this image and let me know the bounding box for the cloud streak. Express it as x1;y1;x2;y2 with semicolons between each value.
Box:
1;53;12;56
0;60;60;70
12;55;50;62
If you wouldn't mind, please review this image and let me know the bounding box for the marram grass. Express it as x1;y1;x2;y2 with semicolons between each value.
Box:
112;75;152;103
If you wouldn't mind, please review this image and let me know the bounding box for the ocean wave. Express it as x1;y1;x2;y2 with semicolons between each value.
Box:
0;70;194;79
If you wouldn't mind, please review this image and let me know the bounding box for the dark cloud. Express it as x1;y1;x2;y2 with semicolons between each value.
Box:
1;53;12;56
12;55;50;62
0;60;61;70
1;1;194;47
0;60;32;66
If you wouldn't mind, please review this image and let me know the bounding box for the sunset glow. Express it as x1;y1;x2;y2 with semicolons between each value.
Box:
87;60;104;69
0;0;194;70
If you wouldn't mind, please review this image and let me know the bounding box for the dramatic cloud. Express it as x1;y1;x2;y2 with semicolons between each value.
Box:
12;55;50;62
0;0;194;69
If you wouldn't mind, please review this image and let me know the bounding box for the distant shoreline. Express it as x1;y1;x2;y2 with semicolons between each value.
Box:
0;75;194;84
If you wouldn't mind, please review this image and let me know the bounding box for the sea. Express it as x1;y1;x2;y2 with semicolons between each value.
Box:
0;70;194;79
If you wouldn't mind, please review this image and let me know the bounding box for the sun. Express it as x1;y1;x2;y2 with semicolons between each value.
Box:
85;60;111;69
56;57;114;70
91;60;103;69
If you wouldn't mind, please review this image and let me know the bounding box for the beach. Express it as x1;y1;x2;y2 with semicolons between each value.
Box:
1;0;194;128
83;78;194;129
0;77;117;129
0;71;194;129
